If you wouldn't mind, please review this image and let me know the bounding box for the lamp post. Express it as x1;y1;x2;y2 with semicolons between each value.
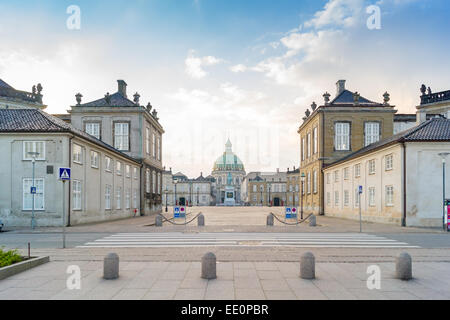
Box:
28;151;40;229
268;184;271;207
164;188;168;212
438;153;450;231
197;187;200;206
300;172;306;220
174;180;178;206
260;186;263;206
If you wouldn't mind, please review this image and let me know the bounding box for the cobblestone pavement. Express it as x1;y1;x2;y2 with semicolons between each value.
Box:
1;259;449;300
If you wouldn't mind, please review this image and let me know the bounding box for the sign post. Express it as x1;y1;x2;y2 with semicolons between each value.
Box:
446;199;450;232
358;186;363;233
59;168;71;249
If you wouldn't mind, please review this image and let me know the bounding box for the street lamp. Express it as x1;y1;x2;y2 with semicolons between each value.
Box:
174;180;178;206
197;187;200;206
164;187;168;212
300;172;306;220
268;184;271;207
260;186;263;206
28;151;40;229
438;153;450;231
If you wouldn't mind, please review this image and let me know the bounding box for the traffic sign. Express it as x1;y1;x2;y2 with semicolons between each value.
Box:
358;185;363;194
30;186;36;194
59;168;71;181
174;206;186;218
285;207;297;219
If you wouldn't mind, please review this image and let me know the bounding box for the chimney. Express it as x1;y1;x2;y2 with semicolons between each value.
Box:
117;80;127;97
336;80;346;96
276;168;279;173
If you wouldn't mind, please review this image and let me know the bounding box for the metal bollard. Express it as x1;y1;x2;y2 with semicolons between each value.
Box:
300;252;315;279
201;252;217;280
155;215;163;227
103;253;119;280
198;214;205;226
309;215;316;227
267;214;274;226
396;252;412;280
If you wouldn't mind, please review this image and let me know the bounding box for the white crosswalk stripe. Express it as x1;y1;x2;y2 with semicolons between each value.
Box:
77;233;420;248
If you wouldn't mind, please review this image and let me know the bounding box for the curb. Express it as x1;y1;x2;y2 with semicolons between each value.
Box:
0;256;50;280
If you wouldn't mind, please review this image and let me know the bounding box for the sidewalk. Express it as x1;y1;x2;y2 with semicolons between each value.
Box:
1;259;449;300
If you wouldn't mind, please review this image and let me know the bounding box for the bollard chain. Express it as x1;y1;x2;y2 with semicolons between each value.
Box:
157;212;203;226
270;212;314;225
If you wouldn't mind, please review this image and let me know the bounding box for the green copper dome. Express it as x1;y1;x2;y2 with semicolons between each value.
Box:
213;139;245;172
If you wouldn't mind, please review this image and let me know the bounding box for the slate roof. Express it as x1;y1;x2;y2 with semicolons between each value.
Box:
78;92;136;107
326;117;450;168
329;90;382;106
0;109;139;163
0;79;14;89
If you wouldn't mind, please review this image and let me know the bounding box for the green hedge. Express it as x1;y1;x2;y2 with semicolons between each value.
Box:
0;248;23;268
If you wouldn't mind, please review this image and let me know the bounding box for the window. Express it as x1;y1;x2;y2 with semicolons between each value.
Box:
385;185;394;206
23;178;44;210
344;167;350;180
295;184;298;192
146;127;150;154
126;165;130;178
369;187;376;206
355;164;361;178
326;173;331;184
116;187;122;209
252;185;257;192
133;167;138;179
146;169;150;193
307;133;311;158
73;144;83;164
344;190;349;207
23;141;45;160
105;157;112;171
301;138;305;161
369;160;376;175
133;189;138;209
313;170;317;193
334;191;339;206
125;189;130;209
253;195;257;202
85;122;100;139
72;180;82;210
327;192;331;206
157;172;161;194
365;122;380;146
385;154;393;171
313;127;318;154
114;122;129;151
157;136;161;161
334;170;339;183
116;161;122;175
152;171;156;193
307;172;311;194
335;122;350;151
152;133;156;158
91;151;99;168
355;189;360;208
105;185;111;210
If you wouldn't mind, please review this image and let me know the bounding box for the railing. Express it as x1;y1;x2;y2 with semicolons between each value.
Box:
421;90;450;105
0;87;43;104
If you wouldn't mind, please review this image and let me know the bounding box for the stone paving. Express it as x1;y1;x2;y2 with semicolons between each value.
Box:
1;259;450;300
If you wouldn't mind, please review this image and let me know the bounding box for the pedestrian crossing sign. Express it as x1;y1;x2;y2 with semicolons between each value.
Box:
59;168;71;181
174;206;186;218
285;207;298;219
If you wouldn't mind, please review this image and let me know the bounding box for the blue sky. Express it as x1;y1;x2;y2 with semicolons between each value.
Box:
1;0;449;176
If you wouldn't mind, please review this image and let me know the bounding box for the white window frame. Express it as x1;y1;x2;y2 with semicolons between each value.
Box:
301;137;305;161
334;170;339;183
365;122;380;146
23;141;45;160
146;127;150;155
85;122;100;139
105;185;112;210
116;161;122;175
91;151;99;168
114;122;129;151
355;164;361;178
313;170;317;194
335;122;350;151
73;144;83;164
344;190;349;207
126;165;130;178
133;167;138;180
369;160;376;175
369;187;376;207
385;154;393;171
133;189;138;209
152;133;156;158
334;191;339;207
326;192;331;206
152;171;156;193
125;188;130;209
105;157;112;172
307;172;311;194
385;185;394;206
344;167;349;180
146;169;150;193
116;187;122;209
23;178;45;211
313;127;318;154
307;133;311;158
72;180;82;211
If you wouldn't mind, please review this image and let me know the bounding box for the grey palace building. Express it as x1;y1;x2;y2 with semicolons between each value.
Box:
58;80;165;215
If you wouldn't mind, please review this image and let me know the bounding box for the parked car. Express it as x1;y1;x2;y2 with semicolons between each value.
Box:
0;219;4;232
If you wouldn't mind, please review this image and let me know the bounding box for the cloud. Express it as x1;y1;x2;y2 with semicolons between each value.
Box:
184;50;224;79
304;0;364;29
230;64;247;73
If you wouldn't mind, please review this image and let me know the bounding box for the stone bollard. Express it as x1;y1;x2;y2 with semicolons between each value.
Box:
201;252;217;280
267;214;274;226
300;252;315;280
155;215;163;227
198;214;205;226
396;252;412;280
309;215;316;227
103;253;119;280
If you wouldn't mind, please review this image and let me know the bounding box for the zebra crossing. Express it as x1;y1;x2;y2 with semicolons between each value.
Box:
77;232;419;248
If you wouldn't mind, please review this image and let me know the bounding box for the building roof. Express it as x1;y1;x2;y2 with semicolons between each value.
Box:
394;114;416;122
0;79;44;106
79;91;136;107
213;139;245;172
0;109;140;163
0;79;14;89
329;89;382;106
325;117;450;168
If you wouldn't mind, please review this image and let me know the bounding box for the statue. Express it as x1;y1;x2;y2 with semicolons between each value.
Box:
427;87;432;95
420;84;427;96
104;92;111;104
383;92;390;105
353;92;360;104
227;172;232;185
323;92;331;105
305;109;310;117
75;93;83;105
32;85;36;94
311;102;317;111
133;92;140;105
36;83;42;94
146;102;152;112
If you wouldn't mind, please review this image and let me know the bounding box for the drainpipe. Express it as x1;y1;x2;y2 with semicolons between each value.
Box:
402;141;406;227
68;135;73;226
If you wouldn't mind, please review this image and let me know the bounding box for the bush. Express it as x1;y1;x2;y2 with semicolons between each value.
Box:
0;248;23;268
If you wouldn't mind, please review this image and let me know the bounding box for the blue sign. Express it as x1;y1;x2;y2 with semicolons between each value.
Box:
285;207;298;219
59;168;71;181
30;186;36;194
358;185;363;194
174;206;186;218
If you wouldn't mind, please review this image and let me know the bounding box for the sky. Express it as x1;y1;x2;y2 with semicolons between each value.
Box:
1;0;449;177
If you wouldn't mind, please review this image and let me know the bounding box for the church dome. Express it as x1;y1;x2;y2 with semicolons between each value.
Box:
213;139;245;172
